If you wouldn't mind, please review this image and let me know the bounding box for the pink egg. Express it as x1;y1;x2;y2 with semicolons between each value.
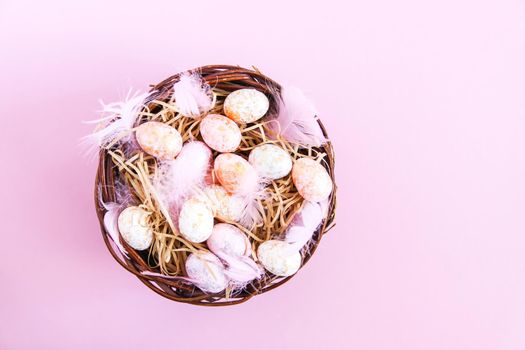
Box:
207;223;251;257
214;153;258;195
135;121;182;160
199;114;241;152
292;158;333;202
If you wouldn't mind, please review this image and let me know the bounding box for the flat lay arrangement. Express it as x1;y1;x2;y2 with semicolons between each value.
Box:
88;65;337;305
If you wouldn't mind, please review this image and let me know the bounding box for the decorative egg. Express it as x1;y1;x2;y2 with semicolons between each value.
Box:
178;197;214;243
207;223;251;257
249;144;293;180
292;158;333;202
186;252;229;293
135;121;183;160
201;185;244;222
223;89;270;124
117;206;153;250
214;153;258;195
199;114;241;152
257;240;301;277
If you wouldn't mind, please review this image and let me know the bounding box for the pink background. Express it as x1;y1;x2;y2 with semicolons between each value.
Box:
1;0;525;349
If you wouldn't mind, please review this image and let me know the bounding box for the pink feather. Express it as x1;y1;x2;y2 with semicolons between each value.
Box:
101;201;128;257
173;72;213;118
269;86;327;147
97;181;133;257
207;225;262;283
284;200;327;255
219;252;263;283
153;141;212;214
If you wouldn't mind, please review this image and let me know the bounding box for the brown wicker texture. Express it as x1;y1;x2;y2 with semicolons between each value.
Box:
94;65;337;306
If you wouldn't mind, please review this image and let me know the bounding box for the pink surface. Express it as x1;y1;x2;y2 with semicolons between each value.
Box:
1;1;525;349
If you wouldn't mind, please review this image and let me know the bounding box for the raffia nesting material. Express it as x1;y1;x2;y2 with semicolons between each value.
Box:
95;65;337;306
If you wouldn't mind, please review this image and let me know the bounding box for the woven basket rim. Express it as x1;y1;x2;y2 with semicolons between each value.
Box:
94;64;337;306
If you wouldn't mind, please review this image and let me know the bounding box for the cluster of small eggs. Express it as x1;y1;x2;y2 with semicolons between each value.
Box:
117;88;333;291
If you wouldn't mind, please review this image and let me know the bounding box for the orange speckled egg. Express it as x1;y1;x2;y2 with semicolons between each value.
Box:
135;121;182;160
223;89;269;124
214;153;258;195
292;158;333;202
199;114;241;153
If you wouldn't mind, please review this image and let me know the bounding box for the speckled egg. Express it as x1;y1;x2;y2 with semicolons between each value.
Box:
249;144;292;180
186;252;229;293
201;185;244;222
214;153;258;195
224;89;270;124
292;158;333;202
199;114;241;152
257;240;301;277
135;121;182;160
117;206;153;250
178;197;214;243
207;223;251;257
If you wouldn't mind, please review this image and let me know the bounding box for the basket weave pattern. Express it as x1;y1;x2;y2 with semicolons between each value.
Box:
95;65;337;306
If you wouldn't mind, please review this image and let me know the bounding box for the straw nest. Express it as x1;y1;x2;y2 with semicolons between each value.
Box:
94;65;337;306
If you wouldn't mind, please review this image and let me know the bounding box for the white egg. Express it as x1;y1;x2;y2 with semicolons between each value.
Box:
117;206;153;250
200;185;244;222
186;252;229;293
135;121;182;160
178;197;214;243
249;144;293;180
257;240;301;277
207;223;251;257
292;158;333;202
223;88;270;124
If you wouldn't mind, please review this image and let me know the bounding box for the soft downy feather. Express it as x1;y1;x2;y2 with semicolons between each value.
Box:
153;141;212;220
82;90;153;157
237;190;266;229
101;201;127;257
217;251;263;284
269;86;327;147
283;200;328;255
228;165;269;229
234;176;269;229
173;72;213;118
97;181;133;257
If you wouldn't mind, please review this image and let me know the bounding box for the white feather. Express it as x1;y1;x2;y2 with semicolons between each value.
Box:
81;90;153;156
237;182;269;229
173;72;213;118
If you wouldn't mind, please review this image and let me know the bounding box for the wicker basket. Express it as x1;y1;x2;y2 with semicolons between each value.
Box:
94;65;337;306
